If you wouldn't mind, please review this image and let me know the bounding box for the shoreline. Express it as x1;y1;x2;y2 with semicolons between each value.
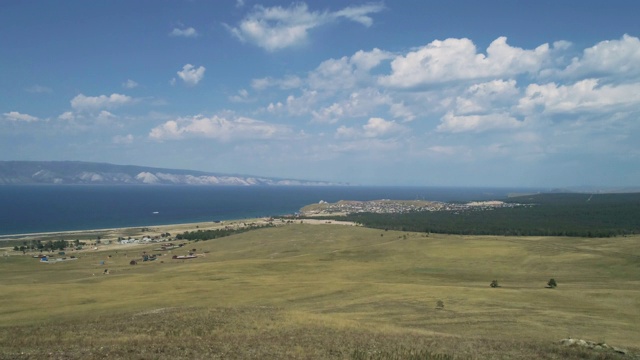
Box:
0;215;284;239
0;217;358;245
0;218;269;242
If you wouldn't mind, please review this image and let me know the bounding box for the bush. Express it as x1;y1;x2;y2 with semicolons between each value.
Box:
490;280;500;288
547;278;557;288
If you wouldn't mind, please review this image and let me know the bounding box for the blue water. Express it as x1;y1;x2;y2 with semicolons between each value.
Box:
0;185;538;236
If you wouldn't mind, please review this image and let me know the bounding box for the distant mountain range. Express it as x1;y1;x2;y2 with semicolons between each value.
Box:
0;161;337;186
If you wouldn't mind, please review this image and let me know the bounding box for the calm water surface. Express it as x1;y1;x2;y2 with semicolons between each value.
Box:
0;185;539;235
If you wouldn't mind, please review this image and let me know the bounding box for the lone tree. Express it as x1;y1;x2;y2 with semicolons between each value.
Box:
547;278;557;288
436;300;445;310
490;280;500;288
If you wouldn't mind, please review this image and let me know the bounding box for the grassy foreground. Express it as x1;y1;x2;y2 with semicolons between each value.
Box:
1;224;639;359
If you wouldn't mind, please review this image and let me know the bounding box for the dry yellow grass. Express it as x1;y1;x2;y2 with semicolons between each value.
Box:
1;224;638;359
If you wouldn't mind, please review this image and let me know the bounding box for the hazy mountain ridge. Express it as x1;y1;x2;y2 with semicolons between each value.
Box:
0;161;335;186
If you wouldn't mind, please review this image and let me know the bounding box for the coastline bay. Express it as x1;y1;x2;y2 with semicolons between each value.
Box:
0;185;536;236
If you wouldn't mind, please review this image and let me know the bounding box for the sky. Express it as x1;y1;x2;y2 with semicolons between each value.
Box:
1;0;640;187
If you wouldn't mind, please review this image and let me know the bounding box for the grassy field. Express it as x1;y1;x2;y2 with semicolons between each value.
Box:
1;224;639;359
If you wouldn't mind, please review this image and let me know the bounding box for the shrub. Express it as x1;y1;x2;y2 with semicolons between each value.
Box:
547;278;557;288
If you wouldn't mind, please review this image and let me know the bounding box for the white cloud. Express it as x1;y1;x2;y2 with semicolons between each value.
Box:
561;34;640;80
453;79;520;115
350;48;393;71
268;90;319;116
379;37;552;88
251;75;302;90
3;111;39;122
229;89;250;102
169;27;199;38
227;2;384;51
113;134;134;144
70;93;134;111
312;88;390;123
149;114;292;141
436;112;523;133
362;117;404;137
25;85;52;93
308;48;393;91
177;64;206;86
336;117;406;139
236;0;245;8
309;57;359;91
58;111;75;121
518;79;640;115
266;101;284;113
122;79;138;89
389;102;415;122
257;54;367;92
96;110;116;123
333;3;385;27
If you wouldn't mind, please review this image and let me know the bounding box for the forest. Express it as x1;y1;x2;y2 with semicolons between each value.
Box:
315;193;640;237
175;223;274;241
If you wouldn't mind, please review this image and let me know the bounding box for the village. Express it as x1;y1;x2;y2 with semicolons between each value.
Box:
299;199;525;217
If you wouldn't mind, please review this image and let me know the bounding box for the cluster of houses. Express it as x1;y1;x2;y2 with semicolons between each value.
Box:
301;199;526;216
117;233;172;245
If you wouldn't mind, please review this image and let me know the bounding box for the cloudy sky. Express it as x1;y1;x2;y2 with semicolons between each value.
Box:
1;1;639;187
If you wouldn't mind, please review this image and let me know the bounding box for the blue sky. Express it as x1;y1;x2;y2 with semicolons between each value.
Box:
1;0;639;187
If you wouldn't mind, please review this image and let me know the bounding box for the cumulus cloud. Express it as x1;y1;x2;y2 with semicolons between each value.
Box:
169;27;199;38
71;93;134;111
518;79;640;115
309;48;393;91
253;49;391;92
389;102;415;122
3;111;39;122
436;112;523;133
96;110;116;123
453;79;520;115
227;2;384;51
278;90;320;116
379;37;552;88
560;34;640;80
309;57;360;91
336;117;406;139
58;111;75;121
177;64;206;86
312;88;391;123
149;114;292;141
122;79;138;89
